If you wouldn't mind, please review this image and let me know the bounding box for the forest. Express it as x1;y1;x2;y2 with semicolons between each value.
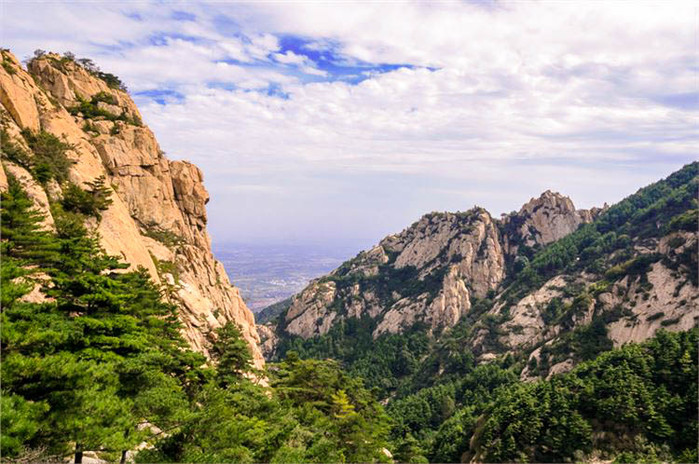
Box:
2;161;697;462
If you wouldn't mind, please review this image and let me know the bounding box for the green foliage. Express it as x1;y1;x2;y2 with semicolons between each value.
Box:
140;355;392;463
393;433;429;463
20;129;74;184
69;93;142;126
142;224;185;248
2;58;17;75
0;175;60;266
60;176;113;220
1;182;203;460
1;180;393;463
667;208;697;233
501;162;698;303
471;330;698;463
257;297;292;324
211;323;255;387
272;356;392;463
0;393;49;458
92;91;117;105
82;120;100;135
276;317;431;397
95;71;127;91
0;129;32;167
387;363;518;459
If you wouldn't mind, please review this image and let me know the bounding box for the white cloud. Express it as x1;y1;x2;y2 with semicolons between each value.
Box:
1;0;697;245
274;50;307;65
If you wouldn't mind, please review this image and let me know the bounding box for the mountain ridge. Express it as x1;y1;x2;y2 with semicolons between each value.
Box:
259;163;697;392
259;189;600;347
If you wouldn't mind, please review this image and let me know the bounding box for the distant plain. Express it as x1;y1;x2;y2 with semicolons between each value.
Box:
215;242;362;311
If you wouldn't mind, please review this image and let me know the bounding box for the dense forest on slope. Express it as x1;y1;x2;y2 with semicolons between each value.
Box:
267;163;697;396
257;163;698;462
0;177;392;463
1;49;696;463
389;329;697;463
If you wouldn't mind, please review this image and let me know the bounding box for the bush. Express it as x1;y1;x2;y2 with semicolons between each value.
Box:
141;224;184;248
0;129;32;167
91;91;116;105
60;176;113;220
69;94;141;126
2;54;16;75
20;129;74;184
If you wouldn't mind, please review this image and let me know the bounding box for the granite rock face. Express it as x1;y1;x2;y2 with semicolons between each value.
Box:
272;193;595;349
262;179;697;374
0;51;263;368
270;193;584;349
501;189;602;255
276;208;507;344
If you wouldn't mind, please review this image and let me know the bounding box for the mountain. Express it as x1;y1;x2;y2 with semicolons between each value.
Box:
260;163;697;391
0;50;263;367
2;48;696;464
1;50;402;463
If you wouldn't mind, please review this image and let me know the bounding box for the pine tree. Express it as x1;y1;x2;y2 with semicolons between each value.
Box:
1;175;58;264
211;322;254;387
1;180;202;462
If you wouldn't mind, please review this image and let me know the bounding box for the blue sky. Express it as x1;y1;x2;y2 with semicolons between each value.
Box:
1;1;697;251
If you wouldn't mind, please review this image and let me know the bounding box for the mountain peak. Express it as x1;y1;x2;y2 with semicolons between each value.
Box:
505;190;595;249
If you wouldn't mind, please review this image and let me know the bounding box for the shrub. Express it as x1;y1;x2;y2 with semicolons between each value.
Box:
60;176;113;220
91;91;116;105
69;94;141;126
2;56;16;75
141;224;185;248
20;129;74;184
0;129;32;168
81;121;99;135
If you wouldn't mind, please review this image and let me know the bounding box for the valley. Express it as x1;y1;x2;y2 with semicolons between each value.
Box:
215;242;360;312
1;46;697;464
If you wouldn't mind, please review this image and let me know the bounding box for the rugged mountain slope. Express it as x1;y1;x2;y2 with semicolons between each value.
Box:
260;190;600;354
260;163;698;391
263;192;599;345
0;50;263;367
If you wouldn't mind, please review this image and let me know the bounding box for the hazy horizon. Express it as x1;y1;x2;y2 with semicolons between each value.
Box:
3;1;696;247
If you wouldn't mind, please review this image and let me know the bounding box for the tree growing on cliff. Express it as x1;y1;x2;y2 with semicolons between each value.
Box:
1;181;201;462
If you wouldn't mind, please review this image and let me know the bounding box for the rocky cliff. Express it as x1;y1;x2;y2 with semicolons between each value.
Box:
261;165;698;383
261;191;600;354
0;50;263;368
501;189;604;254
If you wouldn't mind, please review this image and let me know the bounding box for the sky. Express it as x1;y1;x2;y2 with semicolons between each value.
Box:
1;0;697;251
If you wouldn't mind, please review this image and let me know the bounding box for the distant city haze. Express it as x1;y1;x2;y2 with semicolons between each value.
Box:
2;2;696;248
214;241;366;311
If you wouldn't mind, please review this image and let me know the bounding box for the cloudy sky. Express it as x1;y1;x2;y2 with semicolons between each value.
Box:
2;1;697;249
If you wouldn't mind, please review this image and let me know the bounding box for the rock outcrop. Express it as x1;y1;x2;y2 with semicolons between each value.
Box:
273;208;507;348
261;169;697;377
501;190;601;255
0;50;263;368
268;193;593;352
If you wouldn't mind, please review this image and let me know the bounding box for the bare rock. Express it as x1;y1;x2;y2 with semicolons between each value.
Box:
0;51;264;368
0;52;41;131
504;190;598;253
